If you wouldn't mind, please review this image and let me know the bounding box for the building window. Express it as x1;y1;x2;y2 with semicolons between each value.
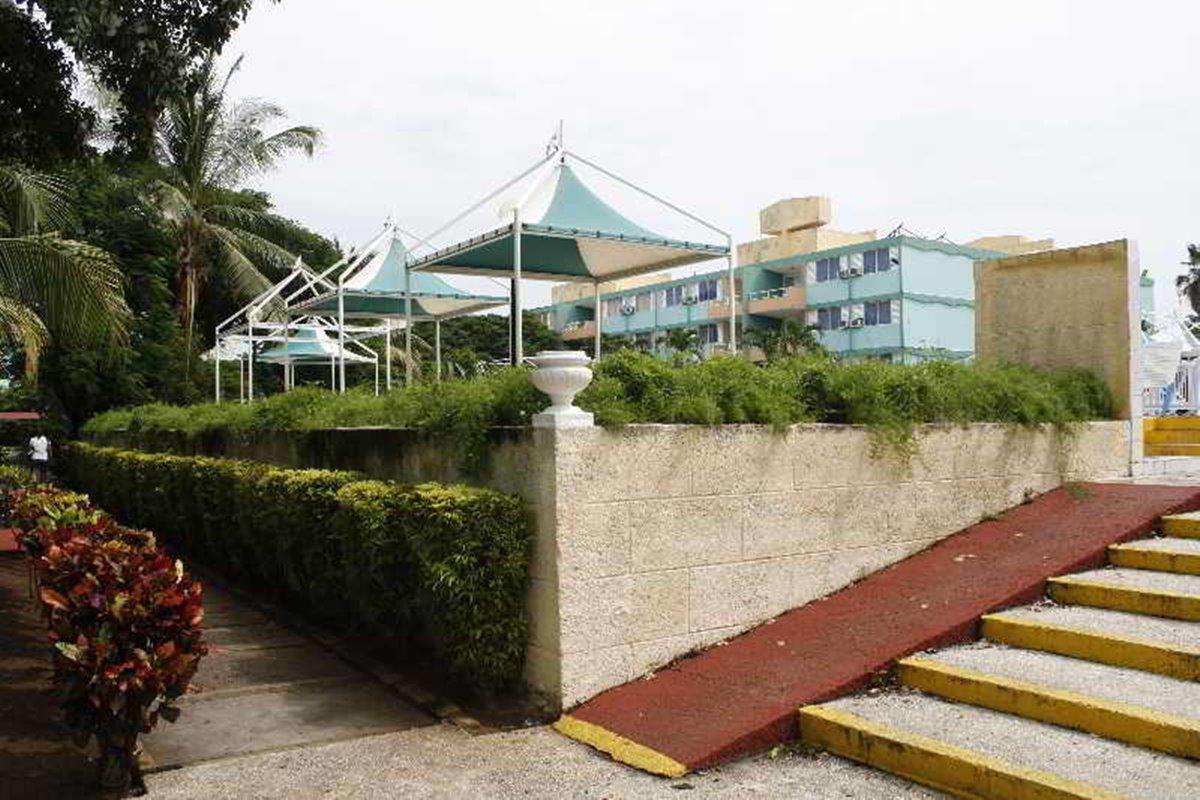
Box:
602;298;625;318
814;256;841;282
863;300;892;326
698;323;721;344
661;285;684;307
863;247;892;274
817;306;843;331
635;292;652;313
696;278;720;302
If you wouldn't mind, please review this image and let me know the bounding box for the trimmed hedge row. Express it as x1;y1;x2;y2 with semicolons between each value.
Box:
61;442;533;688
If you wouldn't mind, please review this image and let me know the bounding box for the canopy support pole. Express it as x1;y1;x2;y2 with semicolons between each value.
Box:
329;351;335;390
513;207;523;365
726;237;737;354
385;321;392;391
247;324;255;402
404;262;414;386
435;318;442;383
593;280;601;359
374;355;379;396
283;321;291;391
337;285;347;393
239;353;245;403
215;341;221;403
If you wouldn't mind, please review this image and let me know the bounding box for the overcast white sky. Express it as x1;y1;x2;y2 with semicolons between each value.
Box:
224;0;1199;310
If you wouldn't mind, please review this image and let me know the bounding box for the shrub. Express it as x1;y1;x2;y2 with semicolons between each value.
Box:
8;487;206;796
62;442;533;688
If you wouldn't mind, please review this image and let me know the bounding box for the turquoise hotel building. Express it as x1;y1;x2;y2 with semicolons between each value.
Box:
532;197;1155;363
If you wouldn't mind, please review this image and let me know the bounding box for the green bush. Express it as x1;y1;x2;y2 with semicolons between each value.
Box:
61;442;533;688
81;352;1113;464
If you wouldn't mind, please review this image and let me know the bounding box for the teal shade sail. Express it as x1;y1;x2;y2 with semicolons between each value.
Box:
258;327;373;364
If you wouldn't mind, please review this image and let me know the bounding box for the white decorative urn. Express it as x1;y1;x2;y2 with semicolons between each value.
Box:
529;350;594;428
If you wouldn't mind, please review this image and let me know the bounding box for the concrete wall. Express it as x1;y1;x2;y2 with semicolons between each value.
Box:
95;419;1131;710
974;239;1141;422
541;421;1129;707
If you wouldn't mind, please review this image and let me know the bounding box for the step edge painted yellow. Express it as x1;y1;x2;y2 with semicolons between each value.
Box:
798;704;1126;800
1161;515;1200;539
980;614;1200;681
552;714;688;778
898;656;1200;759
1108;545;1200;575
1047;577;1200;621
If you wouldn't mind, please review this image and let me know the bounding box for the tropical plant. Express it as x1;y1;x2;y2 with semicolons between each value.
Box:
1176;244;1200;316
744;318;826;361
664;326;698;366
9;485;206;796
147;55;322;354
33;0;264;158
0;164;130;380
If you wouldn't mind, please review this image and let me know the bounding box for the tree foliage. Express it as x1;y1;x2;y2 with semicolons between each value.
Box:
34;0;268;157
0;3;95;167
1177;244;1200;317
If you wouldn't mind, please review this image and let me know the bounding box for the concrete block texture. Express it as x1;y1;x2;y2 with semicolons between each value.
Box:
546;422;1130;707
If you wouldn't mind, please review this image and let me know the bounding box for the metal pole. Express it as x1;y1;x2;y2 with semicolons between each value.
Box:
239;352;245;403
385;321;392;390
404;263;413;385
215;340;221;403
593;280;602;359
374;356;379;396
329;351;335;390
513;207;523;364
337;285;346;392
726;238;737;353
247;324;255;401
435;318;442;382
283;321;291;391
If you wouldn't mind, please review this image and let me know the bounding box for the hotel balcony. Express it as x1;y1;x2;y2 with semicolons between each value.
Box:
745;285;806;318
561;320;597;341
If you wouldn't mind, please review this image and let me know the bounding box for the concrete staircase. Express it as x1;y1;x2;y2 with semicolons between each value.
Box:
799;512;1200;799
1144;417;1200;457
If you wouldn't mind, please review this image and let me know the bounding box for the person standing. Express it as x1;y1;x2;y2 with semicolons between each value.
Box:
28;432;50;483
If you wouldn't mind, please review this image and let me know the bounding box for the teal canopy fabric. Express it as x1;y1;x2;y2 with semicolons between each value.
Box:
408;162;727;282
293;233;507;319
258;327;373;364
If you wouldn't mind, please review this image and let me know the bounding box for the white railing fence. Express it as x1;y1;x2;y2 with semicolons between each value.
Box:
1144;359;1200;415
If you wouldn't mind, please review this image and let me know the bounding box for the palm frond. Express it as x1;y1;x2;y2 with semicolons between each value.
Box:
0;166;76;236
0;234;130;349
144;179;197;227
0;297;49;380
207;225;273;300
205;204;308;242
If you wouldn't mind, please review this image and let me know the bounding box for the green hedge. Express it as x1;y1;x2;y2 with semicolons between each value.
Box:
61;442;533;688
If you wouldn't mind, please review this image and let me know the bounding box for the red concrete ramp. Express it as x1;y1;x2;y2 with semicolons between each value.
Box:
554;483;1200;776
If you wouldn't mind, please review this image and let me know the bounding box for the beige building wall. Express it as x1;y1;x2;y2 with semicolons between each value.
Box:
966;235;1055;256
550;273;668;304
974;239;1142;424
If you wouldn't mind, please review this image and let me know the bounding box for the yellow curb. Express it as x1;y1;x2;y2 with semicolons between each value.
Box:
1109;543;1200;576
552;714;688;778
1047;577;1200;621
981;614;1200;682
1144;430;1200;445
1143;417;1200;431
798;704;1123;800
898;656;1200;759
1162;513;1200;540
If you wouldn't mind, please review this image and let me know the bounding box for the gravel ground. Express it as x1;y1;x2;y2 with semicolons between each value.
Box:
144;722;945;799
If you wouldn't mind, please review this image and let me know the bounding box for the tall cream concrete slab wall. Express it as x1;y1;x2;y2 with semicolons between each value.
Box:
543;421;1128;707
974;239;1141;423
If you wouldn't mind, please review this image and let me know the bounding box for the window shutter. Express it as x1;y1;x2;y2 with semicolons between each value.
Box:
805;262;816;283
849;253;863;271
891;299;901;321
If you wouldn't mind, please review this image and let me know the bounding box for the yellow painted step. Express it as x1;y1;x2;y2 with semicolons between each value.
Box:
1048;576;1200;621
1145;444;1200;457
981;614;1200;681
1145;429;1200;445
797;704;1122;800
1143;416;1200;431
1109;542;1200;575
897;656;1200;760
1162;513;1200;539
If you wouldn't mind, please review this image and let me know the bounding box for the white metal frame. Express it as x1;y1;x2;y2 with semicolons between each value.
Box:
407;126;734;364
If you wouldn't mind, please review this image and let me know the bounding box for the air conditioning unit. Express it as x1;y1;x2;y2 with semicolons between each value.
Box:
850;317;865;328
682;295;698;305
837;268;851;279
846;266;863;277
839;319;850;329
620;305;636;315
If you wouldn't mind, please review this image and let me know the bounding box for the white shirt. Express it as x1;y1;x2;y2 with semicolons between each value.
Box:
29;435;49;461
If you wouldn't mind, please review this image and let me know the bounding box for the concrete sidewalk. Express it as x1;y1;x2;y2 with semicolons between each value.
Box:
145;721;945;799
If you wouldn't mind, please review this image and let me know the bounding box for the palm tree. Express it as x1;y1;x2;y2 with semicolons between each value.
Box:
148;55;322;354
744;318;825;361
1176;246;1200;315
0;165;130;380
665;327;698;366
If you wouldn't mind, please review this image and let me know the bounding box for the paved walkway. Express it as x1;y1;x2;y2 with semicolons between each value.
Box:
0;550;433;798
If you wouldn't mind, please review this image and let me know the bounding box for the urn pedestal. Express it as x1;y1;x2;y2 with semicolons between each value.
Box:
529;350;594;429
